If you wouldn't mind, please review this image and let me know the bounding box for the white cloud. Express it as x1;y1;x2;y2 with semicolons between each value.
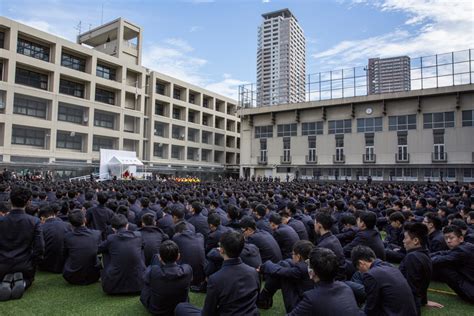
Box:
189;25;201;32
16;18;74;40
205;74;249;100
313;0;474;71
262;0;271;3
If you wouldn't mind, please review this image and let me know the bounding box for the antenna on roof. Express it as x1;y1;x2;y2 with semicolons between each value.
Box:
74;21;82;35
101;3;104;25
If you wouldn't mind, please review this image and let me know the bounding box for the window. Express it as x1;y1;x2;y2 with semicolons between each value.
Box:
154;122;165;137
13;95;47;118
462;110;473;127
255;125;273;138
15;67;48;90
189;94;196;104
173;89;181;100
61;53;86;72
282;137;291;161
171;145;182;159
172;126;184;140
357;117;383;133
202;132;211;144
93;136;114;151
389;114;417;131
12;127;45;147
335;135;344;161
156;82;166;95
423;112;455;129
59;79;84;98
302;121;323;135
96;64;116;80
56;132;82;150
155;102;166;116
0;31;4;49
94;112;114;129
308;136;316;162
188;111;195;122
172;108;182;120
433;132;446;160
260;139;267;162
17;38;49;61
365;134;375;161
58;105;83;124
95;88;115;105
277;123;297;137
397;134;408;161
153;143;164;157
328;119;352;134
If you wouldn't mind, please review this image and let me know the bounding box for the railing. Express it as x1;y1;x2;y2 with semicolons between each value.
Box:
333;155;346;163
257;156;267;165
280;156;292;164
395;153;410;163
363;154;376;163
432;152;447;162
305;155;318;164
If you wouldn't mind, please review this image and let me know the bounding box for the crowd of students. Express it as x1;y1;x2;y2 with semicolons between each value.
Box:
0;177;473;315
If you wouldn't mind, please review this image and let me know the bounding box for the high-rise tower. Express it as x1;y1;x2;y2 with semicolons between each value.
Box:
257;9;306;106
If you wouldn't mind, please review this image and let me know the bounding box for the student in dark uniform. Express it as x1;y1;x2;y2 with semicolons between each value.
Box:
62;209;102;285
175;231;260;316
187;201;210;238
241;216;283;263
399;222;443;316
38;205;71;273
140;240;193;316
423;212;448;253
206;213;230;254
138;213;169;266
351;245;417;316
257;240;314;313
0;186;44;301
253;204;273;234
335;213;358;247
269;213;300;259
98;214;146;294
288;247;363;316
86;192;114;240
431;225;474;303
280;209;309;241
343;211;386;260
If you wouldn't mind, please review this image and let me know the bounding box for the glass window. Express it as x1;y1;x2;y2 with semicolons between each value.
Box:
155;102;166;116
255;125;273;138
328;119;352;134
172;108;181;120
92;136;114;151
357;117;383;132
13;95;47;119
59;79;84;98
156;82;166;95
462;110;473;127
336;137;344;147
423;112;455;129
308;136;316;148
389;114;417;131
171;145;182;159
11;127;45;147
94;111;114;129
58;104;83;124
398;135;408;145
96;64;116;80
0;32;4;49
277;123;297;137
153;143;164;157
154;122;165;137
17;38;49;61
15;67;48;90
95;88;115;105
56;132;82;150
302;121;323;135
61;53;86;72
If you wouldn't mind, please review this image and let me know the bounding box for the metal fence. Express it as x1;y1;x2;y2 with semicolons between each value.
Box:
239;49;474;108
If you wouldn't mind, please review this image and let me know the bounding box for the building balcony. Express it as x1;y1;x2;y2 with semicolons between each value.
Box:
280;156;292;164
432;152;447;162
257;156;267;165
395;153;410;163
363;154;376;163
333;155;345;164
305;155;318;164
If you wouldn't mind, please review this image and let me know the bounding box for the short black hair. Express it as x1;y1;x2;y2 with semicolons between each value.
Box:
255;204;266;217
207;212;221;227
351;245;376;268
389;211;405;224
424;212;443;230
340;213;357;226
171;206;185;220
174;221;188;234
111;214;128;229
444;223;464;236
38;205;54;218
239;216;257;231
10;186;32;208
403;222;428;246
309;247;338;282
141;213;156;226
159;240;179;264
227;205;241;221
97;192;109;205
192;201;203;214
315;212;333;230
68;209;85;227
269;213;282;225
358;211;377;229
219;230;245;258
293;240;314;260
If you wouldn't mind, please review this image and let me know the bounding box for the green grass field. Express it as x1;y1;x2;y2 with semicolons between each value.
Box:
1;272;472;315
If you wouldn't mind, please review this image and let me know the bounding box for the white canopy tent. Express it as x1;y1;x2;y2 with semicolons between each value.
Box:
99;149;143;180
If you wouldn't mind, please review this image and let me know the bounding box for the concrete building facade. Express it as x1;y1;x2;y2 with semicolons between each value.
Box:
239;84;474;182
256;9;306;106
0;17;240;178
368;56;411;94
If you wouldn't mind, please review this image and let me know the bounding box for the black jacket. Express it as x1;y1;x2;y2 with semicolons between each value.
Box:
206;225;231;254
343;229;386;260
38;217;71;273
173;230;206;286
427;229;448;253
188;213;210;238
138;226;169;266
273;224;300;259
287;218;309;241
247;229;283;263
86;205;114;239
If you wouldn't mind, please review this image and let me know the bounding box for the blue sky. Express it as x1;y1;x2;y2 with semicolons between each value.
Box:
1;0;473;99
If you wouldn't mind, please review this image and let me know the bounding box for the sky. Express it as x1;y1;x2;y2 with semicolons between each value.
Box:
1;0;473;100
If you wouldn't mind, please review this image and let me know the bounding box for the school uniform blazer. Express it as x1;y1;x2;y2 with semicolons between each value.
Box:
172;230;206;285
343;229;386;260
138;226;169;266
39;217;71;273
247;229;283;263
273;224;301;259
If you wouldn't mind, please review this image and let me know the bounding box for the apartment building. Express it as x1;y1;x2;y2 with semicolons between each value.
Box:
256;9;306;106
239;84;474;182
368;56;411;94
0;17;240;178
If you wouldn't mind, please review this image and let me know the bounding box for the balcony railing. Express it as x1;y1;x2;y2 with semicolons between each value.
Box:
363;154;376;163
257;156;267;165
395;153;410;163
306;155;318;164
280;156;292;164
333;154;345;163
432;152;447;162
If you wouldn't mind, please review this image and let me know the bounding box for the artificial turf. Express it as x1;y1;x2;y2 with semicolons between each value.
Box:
1;272;472;315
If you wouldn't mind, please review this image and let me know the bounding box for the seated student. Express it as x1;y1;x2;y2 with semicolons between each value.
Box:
187;201;210;238
138;213;169;266
385;211;406;263
351;246;417;316
209;200;229;226
451;218;474;243
0;201;11;217
38;205;71;273
86;192;114;240
241;216;283;263
280;209;309;241
399;222;443;316
253;204;273;234
423;212;448;252
140;240;193;316
0;186;44;301
206;213;230;254
257;240;314;313
171;206;195;237
288;247;363;316
172;221;206;291
98;214;146;294
116;205;137;230
343;211;386;261
175;231;260;316
63;209;102;285
269;213;300;259
225;204;242;231
431;225;474;303
335;213;358;247
206;242;261;277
